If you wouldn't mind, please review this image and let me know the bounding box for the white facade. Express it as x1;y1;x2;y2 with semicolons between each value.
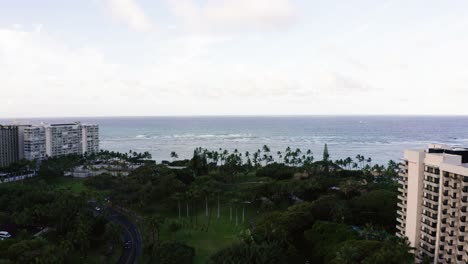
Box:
397;144;468;263
2;122;99;162
82;124;99;155
23;126;46;161
45;123;83;157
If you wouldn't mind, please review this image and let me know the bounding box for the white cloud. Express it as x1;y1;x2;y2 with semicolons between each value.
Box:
167;0;297;33
105;0;152;32
0;26;318;117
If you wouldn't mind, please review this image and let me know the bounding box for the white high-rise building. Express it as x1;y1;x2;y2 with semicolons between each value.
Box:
82;124;99;155
23;126;46;161
45;123;83;157
397;144;468;263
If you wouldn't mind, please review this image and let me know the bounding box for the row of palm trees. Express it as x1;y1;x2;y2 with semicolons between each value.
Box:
173;145;316;168
172;184;251;232
176;145;392;173
334;155;373;170
87;149;152;163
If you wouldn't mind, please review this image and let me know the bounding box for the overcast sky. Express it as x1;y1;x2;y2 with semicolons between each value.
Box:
1;0;468;117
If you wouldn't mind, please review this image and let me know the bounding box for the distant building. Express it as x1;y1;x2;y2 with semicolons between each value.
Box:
1;122;99;165
397;144;468;263
82;124;99;155
44;122;100;158
0;125;19;168
23;126;46;161
45;122;83;157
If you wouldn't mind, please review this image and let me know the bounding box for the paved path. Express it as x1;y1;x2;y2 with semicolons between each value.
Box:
108;208;143;264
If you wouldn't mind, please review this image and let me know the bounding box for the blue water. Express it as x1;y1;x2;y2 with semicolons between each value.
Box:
2;116;468;165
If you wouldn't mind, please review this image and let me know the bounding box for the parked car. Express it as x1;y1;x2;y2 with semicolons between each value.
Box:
95;207;101;211
0;231;12;239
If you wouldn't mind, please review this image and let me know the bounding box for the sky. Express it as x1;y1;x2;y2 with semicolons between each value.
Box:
1;0;468;117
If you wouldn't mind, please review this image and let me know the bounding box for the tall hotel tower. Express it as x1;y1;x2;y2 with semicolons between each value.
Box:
397;144;468;263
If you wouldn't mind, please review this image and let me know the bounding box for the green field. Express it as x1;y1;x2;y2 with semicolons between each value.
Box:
143;204;259;264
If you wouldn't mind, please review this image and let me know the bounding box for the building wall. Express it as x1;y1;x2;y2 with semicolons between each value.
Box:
45;123;83;157
23;126;46;161
0;126;19;168
82;124;99;155
404;149;425;248
397;146;468;263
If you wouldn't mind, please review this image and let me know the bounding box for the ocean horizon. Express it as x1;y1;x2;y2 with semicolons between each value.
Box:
2;115;468;165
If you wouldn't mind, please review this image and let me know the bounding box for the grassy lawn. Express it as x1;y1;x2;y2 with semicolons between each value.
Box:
159;204;259;264
52;177;89;193
51;177;111;199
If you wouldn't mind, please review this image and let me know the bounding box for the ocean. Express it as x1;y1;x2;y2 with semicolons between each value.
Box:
2;116;468;165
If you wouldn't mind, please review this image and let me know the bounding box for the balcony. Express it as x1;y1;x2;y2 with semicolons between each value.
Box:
397;217;405;225
460;210;468;217
423;203;438;214
397;178;406;185
397;209;405;217
422;211;437;221
396;224;405;233
398;195;406;202
421;220;437;232
462;196;468;204
420;244;435;258
423;197;438;205
446;243;456;252
463;178;468;187
425;187;440;195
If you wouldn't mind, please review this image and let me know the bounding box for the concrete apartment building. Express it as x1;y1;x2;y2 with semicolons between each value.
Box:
45;123;83;157
23;126;46;161
82;124;99;155
0;125;19;168
397;144;468;263
44;122;100;157
1;122;99;168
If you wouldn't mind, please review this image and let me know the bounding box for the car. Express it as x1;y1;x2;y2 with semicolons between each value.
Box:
95;207;101;211
124;241;132;249
0;231;11;239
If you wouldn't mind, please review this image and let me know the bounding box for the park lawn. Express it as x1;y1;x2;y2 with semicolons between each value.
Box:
52;177;111;199
159;205;259;264
53;177;89;193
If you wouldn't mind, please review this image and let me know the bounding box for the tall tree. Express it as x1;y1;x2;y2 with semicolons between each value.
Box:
323;144;330;161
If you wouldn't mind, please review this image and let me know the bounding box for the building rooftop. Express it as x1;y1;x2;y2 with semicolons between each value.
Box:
427;144;468;164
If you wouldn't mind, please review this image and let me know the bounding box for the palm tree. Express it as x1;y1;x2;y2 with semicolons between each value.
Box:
146;214;165;248
252;151;260;168
277;151;282;162
170;151;178;161
344;157;353;169
174;193;183;219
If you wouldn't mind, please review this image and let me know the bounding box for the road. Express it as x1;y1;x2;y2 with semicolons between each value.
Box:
108;208;143;264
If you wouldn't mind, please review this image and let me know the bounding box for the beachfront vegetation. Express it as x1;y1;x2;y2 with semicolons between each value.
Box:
0;145;409;264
